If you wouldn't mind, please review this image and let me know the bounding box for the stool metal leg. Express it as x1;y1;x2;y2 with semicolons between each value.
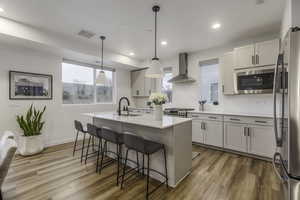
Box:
121;148;129;189
73;130;79;156
80;133;86;163
96;138;102;173
85;135;91;164
117;144;121;186
99;141;107;174
136;151;139;175
146;154;150;200
163;147;168;188
92;136;95;152
142;154;145;176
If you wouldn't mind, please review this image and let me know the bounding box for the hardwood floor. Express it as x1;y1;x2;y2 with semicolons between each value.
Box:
2;142;283;200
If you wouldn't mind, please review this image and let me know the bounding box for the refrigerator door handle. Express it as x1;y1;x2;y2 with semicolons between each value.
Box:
273;54;283;147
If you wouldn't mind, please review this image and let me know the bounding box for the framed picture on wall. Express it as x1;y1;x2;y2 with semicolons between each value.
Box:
9;71;53;100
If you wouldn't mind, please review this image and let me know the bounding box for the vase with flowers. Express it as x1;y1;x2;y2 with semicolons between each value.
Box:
149;93;168;120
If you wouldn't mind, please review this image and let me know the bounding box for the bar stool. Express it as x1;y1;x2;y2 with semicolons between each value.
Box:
84;124;102;172
73;120;88;163
121;133;168;200
99;127;124;185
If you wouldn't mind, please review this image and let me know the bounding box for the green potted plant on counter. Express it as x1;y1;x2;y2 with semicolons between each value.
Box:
16;104;46;156
149;93;168;121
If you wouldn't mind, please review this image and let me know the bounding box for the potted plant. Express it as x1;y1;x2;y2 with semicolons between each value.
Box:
149;93;168;120
16;104;46;156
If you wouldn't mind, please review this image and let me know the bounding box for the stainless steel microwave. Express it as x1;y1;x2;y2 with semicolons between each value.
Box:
234;66;275;94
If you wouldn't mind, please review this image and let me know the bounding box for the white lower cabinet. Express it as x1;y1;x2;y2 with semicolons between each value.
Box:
203;120;223;147
192;119;223;147
224;122;248;153
192;120;204;143
191;113;275;159
248;125;275;158
224;121;275;158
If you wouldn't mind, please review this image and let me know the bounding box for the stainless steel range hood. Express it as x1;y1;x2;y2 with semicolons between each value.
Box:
168;53;196;83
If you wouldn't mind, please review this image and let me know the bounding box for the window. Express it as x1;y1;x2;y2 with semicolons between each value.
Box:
62;62;114;104
161;68;173;102
199;59;219;104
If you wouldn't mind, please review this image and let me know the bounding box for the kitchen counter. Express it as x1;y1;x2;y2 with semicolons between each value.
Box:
84;112;192;129
188;110;274;118
84;112;192;187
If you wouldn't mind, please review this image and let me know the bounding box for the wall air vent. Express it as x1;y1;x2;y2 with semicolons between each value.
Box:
78;30;95;39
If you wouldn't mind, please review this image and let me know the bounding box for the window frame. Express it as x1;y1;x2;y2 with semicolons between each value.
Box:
62;60;116;105
161;67;173;103
198;58;220;105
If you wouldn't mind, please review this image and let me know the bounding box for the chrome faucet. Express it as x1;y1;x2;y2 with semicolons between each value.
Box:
118;97;130;116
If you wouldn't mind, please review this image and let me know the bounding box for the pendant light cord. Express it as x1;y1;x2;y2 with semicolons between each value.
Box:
101;38;104;69
152;5;160;60
154;10;157;59
100;36;105;70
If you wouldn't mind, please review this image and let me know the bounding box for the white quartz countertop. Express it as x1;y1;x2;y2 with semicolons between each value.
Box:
188;110;273;118
83;112;192;129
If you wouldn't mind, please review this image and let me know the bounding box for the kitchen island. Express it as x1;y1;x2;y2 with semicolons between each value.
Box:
84;112;192;187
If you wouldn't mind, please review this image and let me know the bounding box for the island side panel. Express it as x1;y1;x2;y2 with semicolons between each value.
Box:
121;123;176;187
173;120;192;185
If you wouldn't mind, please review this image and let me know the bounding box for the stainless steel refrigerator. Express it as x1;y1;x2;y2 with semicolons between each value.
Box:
273;27;300;200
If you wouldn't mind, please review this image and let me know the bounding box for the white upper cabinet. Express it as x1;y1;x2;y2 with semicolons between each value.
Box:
234;44;255;69
255;39;279;67
144;77;156;97
131;70;145;96
234;39;279;69
220;52;235;95
131;69;156;97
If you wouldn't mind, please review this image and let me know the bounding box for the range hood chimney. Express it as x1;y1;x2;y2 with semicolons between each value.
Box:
168;53;196;83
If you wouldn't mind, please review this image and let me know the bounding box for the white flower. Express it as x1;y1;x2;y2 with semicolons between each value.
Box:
149;93;168;105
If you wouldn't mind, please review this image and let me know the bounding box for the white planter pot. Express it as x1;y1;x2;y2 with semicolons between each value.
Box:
153;105;163;121
18;135;44;156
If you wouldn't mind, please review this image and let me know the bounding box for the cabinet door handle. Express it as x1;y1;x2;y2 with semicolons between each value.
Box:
255;120;267;124
208;116;217;119
248;127;251;136
200;122;204;130
203;122;206;130
230;118;241;121
244;127;247;136
252;55;255;65
256;55;259;65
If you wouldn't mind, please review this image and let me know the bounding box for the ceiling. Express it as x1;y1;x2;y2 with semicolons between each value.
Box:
0;0;284;60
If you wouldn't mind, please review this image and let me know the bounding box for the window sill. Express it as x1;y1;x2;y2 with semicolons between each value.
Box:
62;102;116;107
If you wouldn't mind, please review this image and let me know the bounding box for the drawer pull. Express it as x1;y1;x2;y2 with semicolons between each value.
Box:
230;118;241;121
255;120;267;123
208;116;217;119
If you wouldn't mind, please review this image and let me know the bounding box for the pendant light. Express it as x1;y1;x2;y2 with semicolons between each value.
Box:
146;5;162;78
96;36;106;85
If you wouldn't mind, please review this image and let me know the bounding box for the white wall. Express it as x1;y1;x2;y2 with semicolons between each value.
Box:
0;43;132;146
151;34;279;115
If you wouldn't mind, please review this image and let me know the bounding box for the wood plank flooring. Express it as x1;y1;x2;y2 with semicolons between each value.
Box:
2;142;283;200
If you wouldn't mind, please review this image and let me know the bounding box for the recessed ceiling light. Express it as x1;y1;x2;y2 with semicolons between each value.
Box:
0;8;5;13
129;52;135;56
161;41;167;46
212;23;221;30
